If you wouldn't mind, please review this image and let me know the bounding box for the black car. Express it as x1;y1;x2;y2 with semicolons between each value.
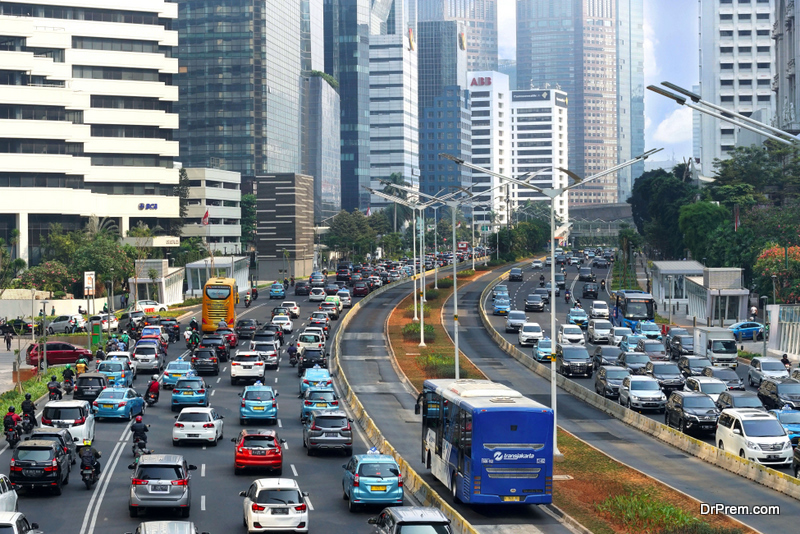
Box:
191;347;220;375
757;378;800;410
578;267;596;282
297;348;328;375
260;324;285;345
593;258;609;269
9;440;70;494
554;273;566;289
701;366;744;390
198;335;230;362
324;284;340;296
508;268;523;282
582;283;599;300
645;361;685;392
664;391;720;435
592;345;622;371
555;344;592;378
235;318;260;339
543;283;561;298
28;426;77;466
616;352;650;375
74;372;109;401
677;356;712;378
2;318;43;335
295;280;311;296
336;268;351;282
524;294;545;312
594;365;631;398
555;254;567;266
533;287;550;304
716;390;765;411
668;335;694;360
159;318;180;340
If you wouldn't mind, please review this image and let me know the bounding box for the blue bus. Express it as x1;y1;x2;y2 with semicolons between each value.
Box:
611;289;656;330
414;379;553;504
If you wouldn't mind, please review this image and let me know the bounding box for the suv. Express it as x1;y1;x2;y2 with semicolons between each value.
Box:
197;336;229;362
368;507;451;534
232;429;285;475
590;300;609;318
9;440;70;495
524;294;545;312
554;273;566;289
615;352;650;375
190;347;219;375
557;324;584;345
295;280;311;295
669;335;694;359
119;311;145;332
644;361;685;392
132;343;164;372
592;346;622;371
504;311;527;333
26;342;92;368
594;366;630;398
701;366;744;390
235;318;260;340
303;410;353;455
618;375;666;411
508;268;523;282
27;426;77;466
240;478;308;534
518;322;543;346
757;377;800;410
665;391;720;434
128;454;198;517
297;349;328;375
678;356;712;378
581;283;599;300
555;344;592;377
683;376;727;403
48;314;86;334
41;400;95;443
716;391;765;411
342;454;403;511
716;409;791;466
74;372;109;401
747;357;790;387
230;352;266;386
578;267;595;282
587;319;613;344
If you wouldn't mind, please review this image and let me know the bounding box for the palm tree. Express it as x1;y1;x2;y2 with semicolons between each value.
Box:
85;215;120;240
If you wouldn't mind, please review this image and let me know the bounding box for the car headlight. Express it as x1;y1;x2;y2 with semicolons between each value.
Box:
686;414;699;420
746;440;761;451
630;394;639;401
783;440;792;450
660;393;667;400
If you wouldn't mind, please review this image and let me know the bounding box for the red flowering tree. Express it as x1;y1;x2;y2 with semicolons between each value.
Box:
754;245;800;303
17;261;77;294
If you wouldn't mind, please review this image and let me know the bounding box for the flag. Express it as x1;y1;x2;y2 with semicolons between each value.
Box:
366;206;372;217
733;204;740;232
202;210;210;226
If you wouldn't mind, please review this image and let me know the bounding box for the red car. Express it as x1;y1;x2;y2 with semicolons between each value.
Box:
233;429;285;475
215;327;238;349
352;282;370;297
26;342;92;368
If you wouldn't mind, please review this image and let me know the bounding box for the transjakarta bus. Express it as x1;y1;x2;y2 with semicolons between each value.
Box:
202;277;239;333
611;289;656;330
415;379;553;504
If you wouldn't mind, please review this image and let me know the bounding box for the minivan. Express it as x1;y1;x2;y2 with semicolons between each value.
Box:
128;454;198;518
74;372;109;401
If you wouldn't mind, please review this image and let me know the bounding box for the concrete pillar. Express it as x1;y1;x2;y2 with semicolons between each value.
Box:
120;216;130;237
16;212;28;265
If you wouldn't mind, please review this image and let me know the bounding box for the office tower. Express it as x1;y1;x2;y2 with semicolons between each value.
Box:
175;0;302;183
616;0;644;202
302;0;325;74
418;20;468;112
419;0;498;71
183;169;242;253
302;75;342;222
0;0;180;265
774;1;800;133
698;0;775;173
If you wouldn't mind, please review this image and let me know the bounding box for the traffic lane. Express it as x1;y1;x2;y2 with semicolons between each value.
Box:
449;274;800;533
339;269;572;531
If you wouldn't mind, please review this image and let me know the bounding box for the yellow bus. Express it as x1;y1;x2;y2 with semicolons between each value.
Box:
202;277;239;333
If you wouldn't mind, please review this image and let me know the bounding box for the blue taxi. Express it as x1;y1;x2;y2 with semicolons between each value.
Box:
300;387;338;422
92;386;144;420
492;298;511;316
635;321;662;341
342;451;404;512
171;376;211;411
729;321;766;341
299;367;332;396
162;360;194;389
269;283;286;300
620;334;648;353
239;385;279;425
770;409;800;447
567;307;589;329
535;338;553;362
96;359;134;388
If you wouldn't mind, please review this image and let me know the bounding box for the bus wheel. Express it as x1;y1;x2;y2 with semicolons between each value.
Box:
426;452;431;469
451;475;460;503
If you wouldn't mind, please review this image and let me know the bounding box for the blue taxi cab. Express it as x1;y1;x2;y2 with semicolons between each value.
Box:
92;386;144;420
96;359;133;388
162;360;193;389
299;367;332;396
535;338;553;362
492;298;511;316
239;384;279;425
342;450;404;512
300;387;338;422
171;376;211;411
269;283;286;300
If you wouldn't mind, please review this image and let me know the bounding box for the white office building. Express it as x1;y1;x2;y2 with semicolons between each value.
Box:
698;0;776;173
183;168;242;254
0;0;180;266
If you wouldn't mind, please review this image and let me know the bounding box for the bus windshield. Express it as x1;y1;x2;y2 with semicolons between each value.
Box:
205;286;231;300
625;299;653;320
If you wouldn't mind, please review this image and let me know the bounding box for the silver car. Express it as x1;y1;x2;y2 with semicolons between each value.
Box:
128;454;198;518
302;410;353;455
747;357;790;387
619;375;667;411
504;311;528;333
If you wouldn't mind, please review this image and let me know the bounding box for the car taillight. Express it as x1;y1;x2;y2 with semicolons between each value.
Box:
255;362;263;366
304;401;312;406
231;362;239;366
237;446;244;454
212;358;217;363
173;389;182;394
41;417;51;425
353;474;359;487
310;423;320;431
92;401;98;407
197;389;205;394
75;417;85;425
398;474;403;487
331;400;339;406
303;379;309;384
241;400;246;407
132;478;148;485
295;503;307;512
202;423;214;428
252;503;266;512
344;421;351;431
272;400;277;407
191;357;197;363
171;479;188;486
174;423;184;428
119;401;127;407
44;459;58;472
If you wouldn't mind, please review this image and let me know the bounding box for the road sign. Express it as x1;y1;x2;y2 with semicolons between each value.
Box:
427;224;435;231
84;271;95;296
481;226;490;232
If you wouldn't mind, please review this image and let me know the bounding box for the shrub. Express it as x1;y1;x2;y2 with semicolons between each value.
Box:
405;303;430;318
52;291;66;300
597;491;700;533
475;264;492;271
456;269;475;278
488;258;506;267
415;352;474;379
437;278;454;289
425;289;440;300
402;322;436;342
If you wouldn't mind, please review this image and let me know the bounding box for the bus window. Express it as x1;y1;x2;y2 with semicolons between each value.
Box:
423;392;440;431
461;411;472;459
206;286;231;299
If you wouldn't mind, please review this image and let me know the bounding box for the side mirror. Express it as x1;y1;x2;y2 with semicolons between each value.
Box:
32;525;40;531
302;491;309;497
231;438;236;443
188;464;198;470
342;464;347;469
414;404;421;415
348;417;354;422
74;437;80;442
367;517;378;525
239;490;247;497
174;415;179;419
733;428;741;435
238;392;242;397
280;438;286;444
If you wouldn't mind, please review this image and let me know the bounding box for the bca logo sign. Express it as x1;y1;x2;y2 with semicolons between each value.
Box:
493;451;503;462
471;77;492;87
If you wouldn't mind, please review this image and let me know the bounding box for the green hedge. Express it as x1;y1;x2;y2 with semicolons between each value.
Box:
415;352;474;379
436;278;454;289
405;304;431;318
0;366;67;407
172;297;202;308
425;289;441;301
402;322;436;342
456;270;475;278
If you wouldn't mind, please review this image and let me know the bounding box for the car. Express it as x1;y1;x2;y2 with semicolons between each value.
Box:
236;319;260;340
619;375;666;411
324;283;341;296
594;365;631;398
119;310;146;332
545;257;552;266
162;360;195;389
619;334;647;353
309;287;327;301
252;341;280;369
139;334;167;355
368;507;452;534
301;410;353;456
88;313;119;332
557;324;584;345
93;386;145;420
524;294;545;312
508;268;523;281
504;311;527;333
299;368;332;396
239;386;279;425
240;478;309;534
634;321;662;341
665;391;721;434
728;321;766;341
676;355;713;378
669;335;694;359
232;429;285;475
269;283;286;300
319;302;340;320
518;322;543;346
48;314;87;334
198;335;230;362
615;352;650;375
2;318;42;336
664;326;690;350
96;359;134;387
8;440;69;495
581;283;599;300
644;361;685;392
592;345;623;371
492;285;508;299
271;315;294;333
587;319;613;344
131;299;169;313
337;291;353;308
231;352;267;386
716;390;765;411
128;521;204;534
307;314;330;335
215;327;238;349
636;340;668;361
554;273;566;289
132;343;164;373
531;260;543;269
493;290;510;302
567;307;589;329
310;273;326;287
0;512;40;534
758;378;800;410
747;357;790;387
26;342;93;368
342;453;403;511
337;268;351;282
171;377;212;411
569;256;581;266
544;283;561;298
610;327;632;346
27;426;77;466
555;344;592;377
593;258;609;269
106;351;138;377
74;372;109;401
534;338;553;362
578;267;595;282
683;376;727;403
190;347;220;375
769;409;800;448
716;409;791;466
590;300;609;318
172;407;223;446
300;387;338;422
701;366;744;390
256;326;284;346
128;454;198;517
492;298;511;316
41;400;95;442
295;280;311;296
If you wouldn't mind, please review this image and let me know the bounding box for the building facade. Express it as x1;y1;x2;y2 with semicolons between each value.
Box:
772;0;800;134
419;87;472;198
182;168;242;254
698;0;775;174
301;75;341;222
419;0;498;71
0;0;180;265
418;20;468;113
616;0;645;203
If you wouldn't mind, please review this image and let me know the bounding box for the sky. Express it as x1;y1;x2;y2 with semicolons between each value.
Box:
497;0;697;161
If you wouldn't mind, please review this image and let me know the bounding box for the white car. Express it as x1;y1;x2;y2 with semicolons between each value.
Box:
241;478;309;534
518;322;544;346
309;288;326;302
250;341;280;369
368;276;383;288
558;324;585;345
569;257;581;266
231;351;267;384
89;313;119;331
0;513;41;534
132;300;168;312
281;301;301;318
303;327;327;343
106;351;137;377
297;332;325;353
587;319;613;344
337;291;352;308
0;476;18;513
716;409;792;466
531;260;543;269
41;400;95;443
172;407;224;446
271;315;294;333
590;300;609;319
684;376;727;403
610;327;632;346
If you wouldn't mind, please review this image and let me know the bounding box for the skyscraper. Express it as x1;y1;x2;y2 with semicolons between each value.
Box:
419;0;498;71
774;1;800;134
418;20;468;112
616;0;644;202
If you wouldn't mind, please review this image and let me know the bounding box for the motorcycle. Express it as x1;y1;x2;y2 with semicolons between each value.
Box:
4;425;20;448
564;293;571;305
133;442;154;463
48;387;62;401
81;464;99;490
132;437;149;458
145;390;158;407
245;297;251;308
63;379;74;395
21;413;34;434
289;353;298;367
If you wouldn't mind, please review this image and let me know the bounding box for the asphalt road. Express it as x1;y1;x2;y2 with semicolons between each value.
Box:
2;290;382;534
452;261;799;532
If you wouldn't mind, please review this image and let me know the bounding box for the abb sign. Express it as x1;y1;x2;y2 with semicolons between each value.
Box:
470;77;492;87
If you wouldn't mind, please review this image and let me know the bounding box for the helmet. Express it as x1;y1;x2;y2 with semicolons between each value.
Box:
7;406;14;413
135;415;143;423
51;375;57;381
192;316;196;320
112;334;117;338
83;439;92;446
65;364;71;370
24;394;31;400
123;330;128;334
151;374;159;381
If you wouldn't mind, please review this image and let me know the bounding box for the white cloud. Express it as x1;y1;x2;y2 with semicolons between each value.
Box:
652;107;692;144
497;0;516;60
643;19;659;82
645;115;652;131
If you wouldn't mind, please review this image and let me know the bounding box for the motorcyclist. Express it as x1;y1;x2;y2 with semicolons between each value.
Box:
78;439;102;475
62;364;75;384
146;375;160;401
120;331;130;346
189;329;201;348
575;299;582;309
782;354;792;370
539;274;545;284
47;375;63;400
245;293;251;306
130;415;149;445
189;317;199;331
290;276;295;287
3;406;21;430
21;394;36;427
564;289;571;303
252;287;259;300
600;279;606;291
76;358;88;375
287;343;298;362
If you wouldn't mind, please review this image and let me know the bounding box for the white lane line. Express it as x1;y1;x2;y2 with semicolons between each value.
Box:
278;419;282;428
291;464;298;477
211;390;215;396
305;496;314;511
223;366;228;372
274;377;278;384
201;463;206;477
201;495;206;511
202;445;207;450
283;441;289;450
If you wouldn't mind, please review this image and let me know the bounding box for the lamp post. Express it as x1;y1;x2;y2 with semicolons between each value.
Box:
667;274;673;326
441;148;662;456
771;274;778;304
760;295;769;358
41;300;49;374
430;205;443;289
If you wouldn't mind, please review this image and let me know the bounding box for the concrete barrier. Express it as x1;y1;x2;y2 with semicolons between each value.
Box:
478;270;800;502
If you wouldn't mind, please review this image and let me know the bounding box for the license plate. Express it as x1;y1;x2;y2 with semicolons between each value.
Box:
767;455;780;459
324;432;338;437
183;391;192;395
172;374;181;377
252;449;266;455
502;496;521;502
102;404;114;409
243;365;252;370
371;485;387;491
253;406;265;411
316;403;327;407
22;469;39;477
187;434;199;438
272;508;289;515
151;485;169;492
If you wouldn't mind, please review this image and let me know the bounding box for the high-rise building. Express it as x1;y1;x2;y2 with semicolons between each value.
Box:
418;20;468;112
774;0;800;133
419;0;498;71
175;0;302;183
302;75;341;222
616;0;644;202
302;0;325;74
0;0;180;265
183;168;242;253
697;0;775;174
419;87;472;198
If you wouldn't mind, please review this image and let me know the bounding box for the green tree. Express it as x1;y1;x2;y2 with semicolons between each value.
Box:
240;193;257;247
368;210;391;235
618;223;643;265
167;168;191;235
678;202;730;261
712;140;800;205
0;230;26;296
753;245;800;303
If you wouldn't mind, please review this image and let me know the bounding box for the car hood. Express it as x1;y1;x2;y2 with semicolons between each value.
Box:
684;407;719;417
778;393;800;402
605;378;624;386
763;370;790;378
653;373;682;381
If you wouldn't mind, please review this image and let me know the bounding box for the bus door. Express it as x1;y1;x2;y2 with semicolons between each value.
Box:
459;410;472;479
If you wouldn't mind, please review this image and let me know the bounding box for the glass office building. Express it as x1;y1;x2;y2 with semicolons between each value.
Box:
302;75;341;222
418;20;468;112
419;87;472;198
419;0;498;71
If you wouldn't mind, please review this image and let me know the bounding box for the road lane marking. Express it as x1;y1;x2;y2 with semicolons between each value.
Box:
305;496;314;511
202;445;206;450
81;421;133;534
211;390;215;396
201;495;206;511
223;366;228;372
216;377;221;383
283;441;289;450
201;463;206;477
278;419;282;428
275;377;278;384
291;464;298;477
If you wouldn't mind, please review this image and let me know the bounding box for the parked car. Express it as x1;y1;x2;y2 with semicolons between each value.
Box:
128;454;197;517
48;314;86;334
747;357;789;387
131;300;168;312
232;429;285;475
716;409;791;466
118;309;145;331
619;375;666;411
757;378;800;410
683;376;727;403
716;391;765;412
8;440;70;495
90;313;119;332
665;391;720;434
594;365;631;398
239;478;309;533
26;342;92;368
644;361;685;392
303;410;353;456
342;454;403;511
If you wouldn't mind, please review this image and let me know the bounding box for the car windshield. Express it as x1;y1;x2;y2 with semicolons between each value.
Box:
614;328;632;337
98;391;126;400
527;295;541;301
244;390;274;401
571;309;587;317
522;325;541;333
743;419;786;438
304;350;323;359
710;340;737;353
777;383;800;395
273;317;289;323
762;361;786;371
15;448;54;462
654;364;680;374
563;326;582;335
677;336;693;345
777;411;800;424
135;346;156;355
178;412;210;422
358;463;400;477
243;435;278;448
595;303;610;310
168;363;191;371
684;396;716;409
643;343;664;352
495;299;510;306
78;377;104;386
98;363;123;372
626;354;649;364
734;396;764;408
299;335;320;344
495;286;507;292
43;406;84;420
562;348;590;360
175;380;204;390
538;340;552;350
631;381;660;391
594;321;612;329
714;369;739;380
238;320;257;326
640;323;659;332
690;359;712;368
137;465;183;481
508;312;526;320
700;382;726;394
605;370;630;380
307;391;335;401
255;489;303;505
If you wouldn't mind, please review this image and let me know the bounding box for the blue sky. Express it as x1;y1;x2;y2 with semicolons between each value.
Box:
497;0;697;160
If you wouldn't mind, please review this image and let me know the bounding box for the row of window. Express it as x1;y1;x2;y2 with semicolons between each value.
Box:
89;154;173;168
0;105;83;124
90;125;173;140
719;13;770;21
719;46;770;53
91;95;173;112
720;79;770;86
0;173;82;189
719;62;771;69
720;95;771;102
0;3;167;27
0;139;82;155
0;71;63;88
73;66;165;82
72;37;172;57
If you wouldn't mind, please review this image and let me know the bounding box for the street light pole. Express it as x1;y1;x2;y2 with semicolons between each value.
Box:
412;208;418;321
667;275;673;326
771;274;777;304
41;300;49;375
760;296;769;358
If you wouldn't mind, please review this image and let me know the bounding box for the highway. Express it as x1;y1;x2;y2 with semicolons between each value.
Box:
449;260;799;532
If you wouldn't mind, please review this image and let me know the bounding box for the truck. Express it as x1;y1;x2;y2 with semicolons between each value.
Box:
694;327;738;368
